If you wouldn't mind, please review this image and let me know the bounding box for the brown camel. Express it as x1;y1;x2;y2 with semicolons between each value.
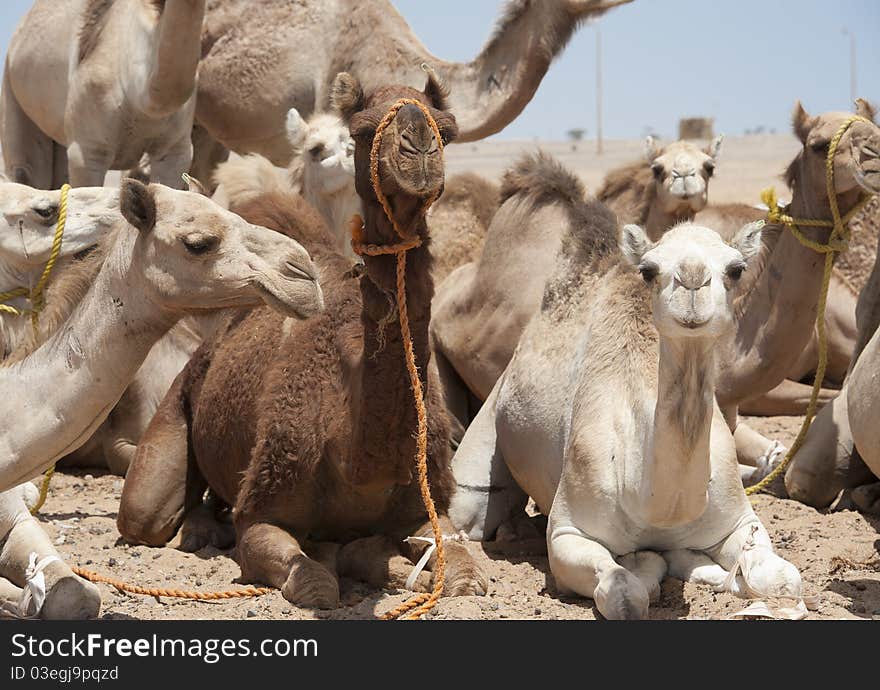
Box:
2;0;205;188
118;73;487;608
191;0;632;171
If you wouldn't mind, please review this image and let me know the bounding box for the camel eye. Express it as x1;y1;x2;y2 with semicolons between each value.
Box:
182;234;220;255
639;262;659;283
309;144;325;159
810;139;830;153
33;204;57;220
703;160;715;177
725;261;746;281
651;163;664;180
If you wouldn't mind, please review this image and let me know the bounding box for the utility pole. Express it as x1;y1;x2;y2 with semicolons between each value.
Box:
842;28;856;103
596;25;603;156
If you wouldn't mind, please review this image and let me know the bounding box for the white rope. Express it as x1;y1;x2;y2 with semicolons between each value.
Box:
0;552;59;619
404;533;468;591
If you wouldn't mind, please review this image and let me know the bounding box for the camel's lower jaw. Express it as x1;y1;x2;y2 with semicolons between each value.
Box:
251;279;324;320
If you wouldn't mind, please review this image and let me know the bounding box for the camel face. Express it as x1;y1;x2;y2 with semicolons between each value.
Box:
339;71;459;202
121;180;323;319
622;222;762;339
287;110;355;196
0;183;118;268
646;137;722;217
792;102;880;200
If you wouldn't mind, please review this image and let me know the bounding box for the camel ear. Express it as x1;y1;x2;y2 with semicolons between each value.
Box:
706;134;724;160
644;136;659;162
792;101;817;144
855;98;877;123
285;108;309;147
731;221;763;261
421;63;450;111
181;173;209;197
330;72;364;120
120;178;157;234
620;224;652;266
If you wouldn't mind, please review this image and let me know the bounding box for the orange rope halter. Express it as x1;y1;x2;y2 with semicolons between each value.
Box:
351;98;447;621
71;566;273;600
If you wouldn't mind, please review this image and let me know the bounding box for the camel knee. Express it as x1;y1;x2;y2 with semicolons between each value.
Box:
117;500;183;547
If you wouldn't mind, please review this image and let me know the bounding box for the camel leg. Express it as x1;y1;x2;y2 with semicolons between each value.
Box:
236;522;339;609
738;379;839;417
401;515;487;597
117;374;205;546
432;348;470;448
706;519;802;600
0;63;54;188
447;380;527;541
851;483;880;514
178;493;235;552
618;551;667;603
0;488;101;619
547;527;650;620
337;535;431;592
664;549;745;596
785;386;875;507
66;142;109;187
189;124;229;195
149;134;194;190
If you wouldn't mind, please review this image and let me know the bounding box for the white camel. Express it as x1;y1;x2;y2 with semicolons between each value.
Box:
448;206;802;618
0;179;323;619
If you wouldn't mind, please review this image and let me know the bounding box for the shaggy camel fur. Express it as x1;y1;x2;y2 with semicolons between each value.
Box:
448;191;802;619
2;0;204;188
597;136;723;241
118;74;487;608
191;0;631;172
0;180;322;619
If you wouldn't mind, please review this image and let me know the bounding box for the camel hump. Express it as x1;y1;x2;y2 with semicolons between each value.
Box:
499;150;586;209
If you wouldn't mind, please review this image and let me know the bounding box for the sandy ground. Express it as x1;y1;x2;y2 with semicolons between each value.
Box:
29;413;880;621
11;133;880;620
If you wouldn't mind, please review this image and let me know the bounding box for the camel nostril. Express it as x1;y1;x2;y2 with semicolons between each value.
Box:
284;260;315;282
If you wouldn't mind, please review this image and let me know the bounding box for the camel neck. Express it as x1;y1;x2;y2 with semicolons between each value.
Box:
716;161;865;407
350;199;435;488
639;337;715;527
0;226;176;491
133;0;206;117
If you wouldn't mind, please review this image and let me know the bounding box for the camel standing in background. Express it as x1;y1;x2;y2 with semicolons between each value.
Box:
191;0;632;172
0;179;322;619
2;0;205;188
119;73;487;608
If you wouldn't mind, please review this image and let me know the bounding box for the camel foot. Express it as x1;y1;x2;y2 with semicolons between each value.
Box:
281;555;339;609
179;503;235;552
40;562;102;620
443;550;488;597
851;482;880;514
741;547;802;600
594;567;649;620
618;551;666;603
741;441;785;486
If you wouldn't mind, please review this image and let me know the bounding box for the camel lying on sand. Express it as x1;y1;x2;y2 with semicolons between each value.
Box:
192;0;632;173
2;0;205;188
448;191;802;618
118;73;488;608
0;181;322;619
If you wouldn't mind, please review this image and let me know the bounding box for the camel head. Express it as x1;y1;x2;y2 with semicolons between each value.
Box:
286;109;355;197
120;179;323;319
0;181;118;270
622;221;763;339
645;136;723;217
331;70;458;205
789;99;880;204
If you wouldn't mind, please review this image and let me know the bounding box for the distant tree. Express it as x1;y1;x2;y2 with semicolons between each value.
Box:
567;128;586;151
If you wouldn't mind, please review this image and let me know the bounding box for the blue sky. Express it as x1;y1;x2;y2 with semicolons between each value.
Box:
1;1;876;140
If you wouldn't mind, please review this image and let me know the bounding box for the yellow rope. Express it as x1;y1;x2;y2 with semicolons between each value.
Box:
746;115;874;495
350;98;447;620
0;184;72;514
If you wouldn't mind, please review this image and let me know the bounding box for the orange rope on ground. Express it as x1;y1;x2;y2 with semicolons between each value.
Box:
71;566;273;600
351;97;447;621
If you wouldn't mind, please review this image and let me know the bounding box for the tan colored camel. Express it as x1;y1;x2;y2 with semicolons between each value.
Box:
118;73;487;608
2;0;205;188
191;0;632;171
447;187;802;619
0;179;322;619
598;136;723;241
